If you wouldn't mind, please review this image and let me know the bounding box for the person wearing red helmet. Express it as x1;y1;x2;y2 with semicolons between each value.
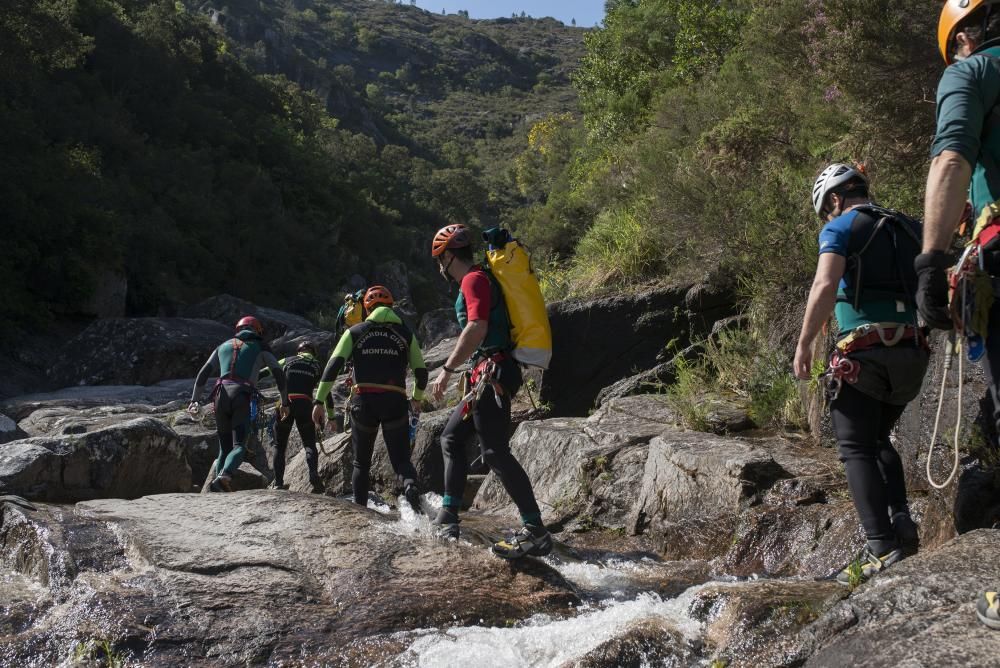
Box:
428;224;551;559
312;286;428;512
922;0;1000;629
189;315;289;492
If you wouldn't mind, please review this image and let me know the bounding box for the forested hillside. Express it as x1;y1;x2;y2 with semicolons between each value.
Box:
0;0;582;335
514;0;940;425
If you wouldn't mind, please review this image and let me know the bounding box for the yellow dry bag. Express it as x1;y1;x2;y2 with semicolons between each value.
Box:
484;228;552;369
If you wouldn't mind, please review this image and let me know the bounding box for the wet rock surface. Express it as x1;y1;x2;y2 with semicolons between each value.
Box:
473;394;850;577
796;529;1000;667
692;580;846;667
0;418;191;501
0;493;578;666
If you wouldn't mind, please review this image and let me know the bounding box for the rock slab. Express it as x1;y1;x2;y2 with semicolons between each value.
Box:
0;418;191;501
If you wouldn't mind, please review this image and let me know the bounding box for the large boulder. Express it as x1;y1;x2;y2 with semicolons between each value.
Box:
794;529;1000;666
0;493;577;665
0;418;191;501
286;432;354;496
270;329;338;361
1;379;193;422
47;318;231;387
418;308;461;349
422;336;458;371
542;283;737;417
473;395;680;530
474;394;855;577
179;294;314;340
0;414;26;445
691;580;847;668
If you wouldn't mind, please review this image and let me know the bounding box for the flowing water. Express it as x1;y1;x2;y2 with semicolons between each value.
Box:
371;494;723;668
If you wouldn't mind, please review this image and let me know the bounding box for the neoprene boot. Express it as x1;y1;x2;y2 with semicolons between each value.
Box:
433;507;460;539
491;524;552;559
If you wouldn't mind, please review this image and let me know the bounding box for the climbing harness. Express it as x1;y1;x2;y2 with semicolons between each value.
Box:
819;351;861;402
458;354;506;419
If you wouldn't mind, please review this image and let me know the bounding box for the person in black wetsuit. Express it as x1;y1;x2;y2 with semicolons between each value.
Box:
427;224;551;560
793;165;927;584
189;316;289;492
312;286;428;512
267;340;332;492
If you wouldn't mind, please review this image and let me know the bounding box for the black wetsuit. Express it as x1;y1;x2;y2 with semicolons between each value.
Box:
314;306;428;505
439;267;542;525
271;353;325;487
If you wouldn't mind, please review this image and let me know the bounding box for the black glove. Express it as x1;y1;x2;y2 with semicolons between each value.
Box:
914;251;953;330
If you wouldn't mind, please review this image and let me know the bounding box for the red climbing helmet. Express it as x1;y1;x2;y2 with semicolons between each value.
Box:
431;224;472;257
363;285;394;312
235;315;263;335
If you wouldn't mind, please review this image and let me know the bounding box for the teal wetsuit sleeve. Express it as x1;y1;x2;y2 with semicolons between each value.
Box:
931;58;996;165
191;350;220;403
408;334;428;400
314;330;354;405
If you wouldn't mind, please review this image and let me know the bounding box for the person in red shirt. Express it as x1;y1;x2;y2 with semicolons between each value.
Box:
427;224;551;559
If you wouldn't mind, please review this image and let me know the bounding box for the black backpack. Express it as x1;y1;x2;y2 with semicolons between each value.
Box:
839;205;922;311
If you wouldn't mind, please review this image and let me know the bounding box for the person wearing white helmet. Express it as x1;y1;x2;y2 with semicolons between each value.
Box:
794;163;927;586
922;0;1000;629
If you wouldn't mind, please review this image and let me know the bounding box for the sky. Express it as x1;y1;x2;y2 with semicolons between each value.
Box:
413;1;606;27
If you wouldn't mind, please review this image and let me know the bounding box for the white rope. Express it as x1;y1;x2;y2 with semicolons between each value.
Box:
927;333;963;489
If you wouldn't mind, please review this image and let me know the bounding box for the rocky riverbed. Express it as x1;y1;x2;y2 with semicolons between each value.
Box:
3;291;1000;666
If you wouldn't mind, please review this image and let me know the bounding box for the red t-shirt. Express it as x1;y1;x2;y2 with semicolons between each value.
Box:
460;267;492;322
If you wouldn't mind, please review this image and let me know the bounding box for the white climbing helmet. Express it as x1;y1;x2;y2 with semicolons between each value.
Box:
812;163;866;217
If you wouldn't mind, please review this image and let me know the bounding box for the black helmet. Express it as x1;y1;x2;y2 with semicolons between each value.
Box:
297;340;317;356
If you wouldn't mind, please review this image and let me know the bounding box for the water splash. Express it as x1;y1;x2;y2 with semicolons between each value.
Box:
397;587;707;668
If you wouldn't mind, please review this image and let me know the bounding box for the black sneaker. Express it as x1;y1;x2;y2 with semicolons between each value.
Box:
492;524;552;559
891;512;919;557
310;478;326;494
977;591;1000;629
835;544;903;585
432;507;460;539
404;485;423;515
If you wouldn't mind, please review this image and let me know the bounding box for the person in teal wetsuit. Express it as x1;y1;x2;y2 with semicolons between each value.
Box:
919;0;1000;630
190;316;289;492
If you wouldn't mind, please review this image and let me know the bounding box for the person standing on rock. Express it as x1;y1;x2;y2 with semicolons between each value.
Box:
793;164;927;585
312;286;427;513
189;316;290;492
920;0;1000;629
264;340;331;493
427;224;552;559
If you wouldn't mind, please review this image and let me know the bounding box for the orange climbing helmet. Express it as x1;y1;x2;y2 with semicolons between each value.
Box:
431;224;472;257
939;0;997;64
235;315;263;335
363;285;394;312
